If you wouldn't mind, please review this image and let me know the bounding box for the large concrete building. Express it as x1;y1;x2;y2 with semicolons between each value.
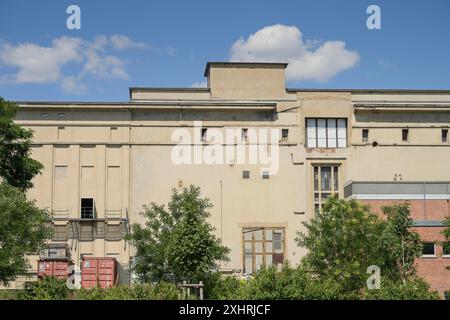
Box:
7;62;450;295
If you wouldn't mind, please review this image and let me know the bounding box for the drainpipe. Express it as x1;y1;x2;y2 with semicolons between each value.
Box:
220;180;223;240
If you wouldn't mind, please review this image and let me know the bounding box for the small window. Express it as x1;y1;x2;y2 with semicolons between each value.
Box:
201;128;208;142
362;129;369;143
241;128;248;141
57;113;66;118
281;129;289;142
442;129;448;143
40;113;49;118
242;171;250;179
262;171;270;179
81;198;94;219
402;129;409;142
421;242;435;257
443;242;450;256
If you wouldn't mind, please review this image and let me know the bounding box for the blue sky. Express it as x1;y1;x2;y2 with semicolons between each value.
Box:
0;0;449;101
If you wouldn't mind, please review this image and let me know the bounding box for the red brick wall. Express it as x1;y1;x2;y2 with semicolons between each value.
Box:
358;199;450;298
360;199;450;221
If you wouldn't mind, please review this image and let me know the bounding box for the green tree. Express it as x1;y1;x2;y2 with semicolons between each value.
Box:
0;182;52;285
296;197;385;291
127;185;230;283
0;97;43;190
379;203;422;283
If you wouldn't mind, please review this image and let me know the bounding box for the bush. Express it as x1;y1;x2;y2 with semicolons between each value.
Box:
204;265;360;300
18;277;71;300
73;282;181;300
363;277;440;300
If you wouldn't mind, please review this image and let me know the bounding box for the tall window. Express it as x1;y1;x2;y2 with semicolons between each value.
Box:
243;227;284;274
402;129;409;142
306;118;347;148
313;165;340;213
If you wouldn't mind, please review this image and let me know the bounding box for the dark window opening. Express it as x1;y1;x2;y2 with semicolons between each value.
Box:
402;129;409;142
362;129;369;143
242;171;250;179
442;129;448;143
201;128;208;142
262;171;270;179
281;129;289;142
422;242;435;256
81;198;94;219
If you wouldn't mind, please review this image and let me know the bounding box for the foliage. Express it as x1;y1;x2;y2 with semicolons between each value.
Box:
0;97;43;190
18;277;71;300
203;272;245;300
363;277;439;300
379;202;422;282
127;185;230;283
0;182;52;285
73;282;181;300
296;197;385;291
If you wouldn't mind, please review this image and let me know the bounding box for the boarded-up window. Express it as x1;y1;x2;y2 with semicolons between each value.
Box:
243;227;284;274
54;165;70;213
107;166;121;211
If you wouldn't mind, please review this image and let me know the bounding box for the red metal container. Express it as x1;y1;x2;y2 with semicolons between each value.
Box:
38;260;70;279
81;257;117;289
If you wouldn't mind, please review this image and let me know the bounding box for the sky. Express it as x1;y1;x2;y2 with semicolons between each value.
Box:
0;0;449;101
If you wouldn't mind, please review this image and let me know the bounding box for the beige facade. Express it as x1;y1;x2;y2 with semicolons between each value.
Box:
8;62;450;291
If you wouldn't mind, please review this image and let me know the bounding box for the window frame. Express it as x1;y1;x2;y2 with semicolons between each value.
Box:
421;242;436;257
362;129;369;143
305;118;347;148
242;227;285;275
312;164;341;214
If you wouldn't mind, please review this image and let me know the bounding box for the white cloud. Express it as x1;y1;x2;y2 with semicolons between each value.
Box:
109;34;148;50
191;80;207;88
230;24;360;82
0;35;156;94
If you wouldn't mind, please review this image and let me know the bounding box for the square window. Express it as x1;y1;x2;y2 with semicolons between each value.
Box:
422;242;435;256
242;170;250;179
262;171;270;179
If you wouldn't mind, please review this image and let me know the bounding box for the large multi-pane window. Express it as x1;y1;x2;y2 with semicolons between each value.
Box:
243;227;284;274
306;118;347;148
313;165;340;213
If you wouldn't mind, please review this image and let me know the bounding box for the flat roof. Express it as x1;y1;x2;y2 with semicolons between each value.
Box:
204;61;288;77
286;88;450;94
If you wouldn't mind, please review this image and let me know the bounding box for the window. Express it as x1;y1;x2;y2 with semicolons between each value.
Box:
241;128;248;141
442;129;448;143
362;129;369;143
306;118;347;148
201;128;208;142
313;165;340;213
81;198;94;219
281;129;289;142
421;242;436;257
402;129;409;142
443;242;450;257
242;170;250;179
262;171;270;179
243;227;284;274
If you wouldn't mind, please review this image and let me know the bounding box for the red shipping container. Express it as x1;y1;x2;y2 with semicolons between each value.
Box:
38;260;70;280
81;257;118;289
